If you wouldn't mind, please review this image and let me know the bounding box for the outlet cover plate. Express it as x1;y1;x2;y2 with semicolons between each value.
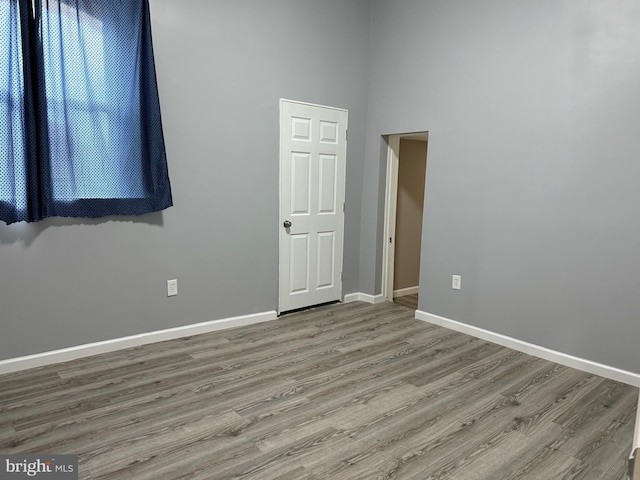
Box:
167;279;178;297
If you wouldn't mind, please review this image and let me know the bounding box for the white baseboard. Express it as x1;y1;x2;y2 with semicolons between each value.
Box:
0;310;278;375
415;310;640;388
344;292;386;304
635;395;640;449
393;286;419;297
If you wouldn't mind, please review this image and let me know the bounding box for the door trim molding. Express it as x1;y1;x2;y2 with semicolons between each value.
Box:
636;393;640;445
280;98;348;112
382;135;400;303
382;132;429;303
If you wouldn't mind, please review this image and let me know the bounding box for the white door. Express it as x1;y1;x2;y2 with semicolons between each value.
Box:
279;99;348;313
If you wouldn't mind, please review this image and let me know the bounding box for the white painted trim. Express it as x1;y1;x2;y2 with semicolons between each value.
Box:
415;310;640;387
344;292;387;304
393;286;419;297
280;98;348;113
381;132;429;304
382;135;400;303
635;395;640;449
632;402;640;480
0;311;278;375
343;293;359;303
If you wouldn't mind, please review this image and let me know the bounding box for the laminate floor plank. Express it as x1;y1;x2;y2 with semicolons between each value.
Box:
0;424;15;443
9;361;226;431
254;382;425;452
188;338;414;411
81;410;245;474
394;294;418;310
551;382;638;459
56;351;195;384
499;446;583;480
553;378;632;429
223;302;394;344
401;341;505;387
4;378;299;453
374;381;635;480
87;433;259;480
4;393;196;454
571;388;638;462
191;324;326;360
308;392;517;479
200;312;423;374
207;427;346;480
55;338;231;380
294;331;477;396
1;352;196;412
371;395;553;479
0;367;60;392
307;365;569;478
0;301;636;480
411;350;543;406
430;424;564;480
189;310;420;367
233;377;418;450
271;466;318;480
501;372;604;439
236;345;530;476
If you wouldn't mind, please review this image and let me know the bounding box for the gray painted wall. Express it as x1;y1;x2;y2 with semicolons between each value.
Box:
364;0;640;373
0;0;370;361
4;0;639;378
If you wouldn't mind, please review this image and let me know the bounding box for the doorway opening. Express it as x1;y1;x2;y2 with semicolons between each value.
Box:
382;132;428;311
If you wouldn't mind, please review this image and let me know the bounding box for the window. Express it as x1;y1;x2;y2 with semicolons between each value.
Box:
0;0;27;212
0;0;172;224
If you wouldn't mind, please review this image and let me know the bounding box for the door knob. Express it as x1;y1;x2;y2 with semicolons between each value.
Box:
283;220;292;228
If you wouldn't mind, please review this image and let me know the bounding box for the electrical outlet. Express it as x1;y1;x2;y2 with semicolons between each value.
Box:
452;275;461;290
167;279;178;297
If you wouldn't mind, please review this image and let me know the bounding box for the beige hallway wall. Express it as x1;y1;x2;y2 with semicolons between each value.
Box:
394;139;427;291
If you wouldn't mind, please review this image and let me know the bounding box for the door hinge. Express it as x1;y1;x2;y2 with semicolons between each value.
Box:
343;202;345;213
345;129;348;142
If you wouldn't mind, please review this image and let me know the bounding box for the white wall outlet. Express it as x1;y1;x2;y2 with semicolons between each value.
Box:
452;275;462;290
167;279;178;297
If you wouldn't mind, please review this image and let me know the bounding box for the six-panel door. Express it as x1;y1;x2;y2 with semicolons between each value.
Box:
279;100;348;313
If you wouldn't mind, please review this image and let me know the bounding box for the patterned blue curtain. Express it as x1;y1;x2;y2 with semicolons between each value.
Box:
0;0;172;225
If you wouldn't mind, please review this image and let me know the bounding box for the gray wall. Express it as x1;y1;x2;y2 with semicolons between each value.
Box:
4;0;639;377
0;0;370;361
394;139;426;291
363;0;640;373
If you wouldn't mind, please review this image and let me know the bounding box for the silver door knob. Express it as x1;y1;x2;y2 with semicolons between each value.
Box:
283;220;292;228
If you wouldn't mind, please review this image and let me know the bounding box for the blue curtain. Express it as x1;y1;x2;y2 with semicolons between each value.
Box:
0;0;172;225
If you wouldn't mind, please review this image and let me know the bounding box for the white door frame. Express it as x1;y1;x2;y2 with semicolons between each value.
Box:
633;396;640;478
382;135;401;303
381;132;428;303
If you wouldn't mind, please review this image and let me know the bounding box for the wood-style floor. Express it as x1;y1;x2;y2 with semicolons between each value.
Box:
0;301;637;479
394;293;419;310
